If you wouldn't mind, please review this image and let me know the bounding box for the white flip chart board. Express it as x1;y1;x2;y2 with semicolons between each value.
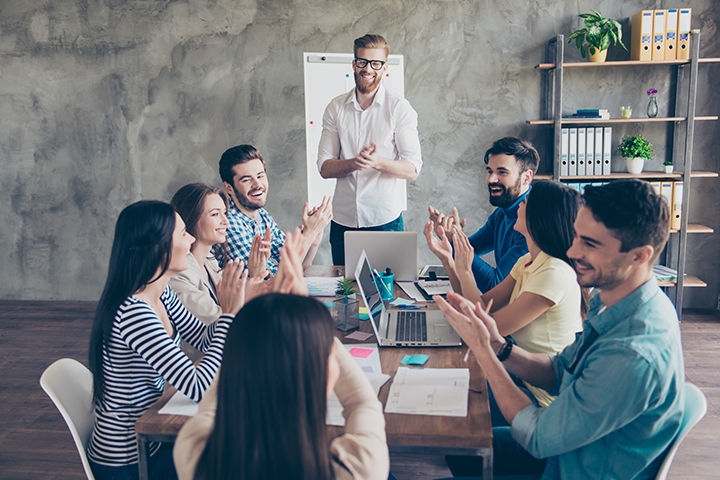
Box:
303;52;405;208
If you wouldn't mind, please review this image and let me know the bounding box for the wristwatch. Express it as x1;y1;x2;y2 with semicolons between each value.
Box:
496;335;516;362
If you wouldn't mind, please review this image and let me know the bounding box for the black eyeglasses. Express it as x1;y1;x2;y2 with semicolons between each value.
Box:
354;57;386;70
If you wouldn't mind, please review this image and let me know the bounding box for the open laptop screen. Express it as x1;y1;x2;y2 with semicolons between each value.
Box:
355;253;384;336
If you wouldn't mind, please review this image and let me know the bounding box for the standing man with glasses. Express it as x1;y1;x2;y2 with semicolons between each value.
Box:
317;34;423;266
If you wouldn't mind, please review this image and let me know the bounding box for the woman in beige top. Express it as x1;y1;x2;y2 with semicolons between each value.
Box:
173;293;389;480
169;183;270;325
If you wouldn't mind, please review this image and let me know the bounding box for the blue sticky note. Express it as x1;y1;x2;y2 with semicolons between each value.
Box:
400;354;429;366
323;301;335;308
390;297;414;306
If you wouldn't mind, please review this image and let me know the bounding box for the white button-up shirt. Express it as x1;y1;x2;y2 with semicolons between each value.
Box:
317;85;422;228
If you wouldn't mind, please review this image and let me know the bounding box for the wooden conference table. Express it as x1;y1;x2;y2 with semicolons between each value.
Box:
135;266;493;480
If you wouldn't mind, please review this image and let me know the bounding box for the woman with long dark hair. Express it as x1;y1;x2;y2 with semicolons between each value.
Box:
425;180;584;417
173;291;389;480
87;200;245;480
170;183;267;325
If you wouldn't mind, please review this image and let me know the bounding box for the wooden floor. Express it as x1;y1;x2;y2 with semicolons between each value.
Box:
1;301;718;479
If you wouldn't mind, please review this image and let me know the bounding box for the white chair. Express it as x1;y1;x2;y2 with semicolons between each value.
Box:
655;382;707;480
40;358;96;480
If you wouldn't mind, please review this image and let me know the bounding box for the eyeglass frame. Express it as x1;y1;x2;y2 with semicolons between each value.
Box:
353;57;386;71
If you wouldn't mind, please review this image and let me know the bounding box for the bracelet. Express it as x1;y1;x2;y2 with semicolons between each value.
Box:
496;335;516;362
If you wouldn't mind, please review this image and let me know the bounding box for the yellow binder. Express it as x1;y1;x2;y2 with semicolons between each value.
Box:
631;10;653;61
677;8;692;60
665;9;678;60
671;182;683;231
652;10;666;61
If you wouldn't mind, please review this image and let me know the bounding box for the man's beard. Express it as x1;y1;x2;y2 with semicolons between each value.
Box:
488;177;523;208
354;70;382;94
233;185;265;211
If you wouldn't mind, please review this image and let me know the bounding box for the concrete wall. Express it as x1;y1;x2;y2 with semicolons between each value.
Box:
1;0;718;308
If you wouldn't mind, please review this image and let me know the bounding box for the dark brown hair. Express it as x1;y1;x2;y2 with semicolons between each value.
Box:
353;34;390;57
171;183;229;260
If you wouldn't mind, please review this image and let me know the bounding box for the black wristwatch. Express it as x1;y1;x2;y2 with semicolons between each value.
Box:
496;335;517;362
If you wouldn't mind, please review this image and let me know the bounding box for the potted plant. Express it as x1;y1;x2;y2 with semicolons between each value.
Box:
618;134;654;174
334;278;359;332
663;160;674;174
568;10;627;62
335;277;356;297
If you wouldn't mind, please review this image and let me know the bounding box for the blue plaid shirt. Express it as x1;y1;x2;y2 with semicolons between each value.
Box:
219;199;285;275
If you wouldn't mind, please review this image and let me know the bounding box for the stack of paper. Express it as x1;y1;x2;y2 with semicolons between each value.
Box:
305;276;343;296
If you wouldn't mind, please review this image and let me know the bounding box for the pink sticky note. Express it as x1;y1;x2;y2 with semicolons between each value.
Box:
349;347;374;359
345;331;373;341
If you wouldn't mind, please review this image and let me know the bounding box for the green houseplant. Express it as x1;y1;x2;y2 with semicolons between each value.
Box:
618;134;653;174
568;10;627;62
334;278;359;332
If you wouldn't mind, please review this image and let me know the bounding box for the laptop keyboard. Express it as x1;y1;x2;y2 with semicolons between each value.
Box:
396;311;428;343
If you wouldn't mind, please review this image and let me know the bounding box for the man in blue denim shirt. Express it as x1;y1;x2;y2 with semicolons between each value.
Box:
438;180;684;479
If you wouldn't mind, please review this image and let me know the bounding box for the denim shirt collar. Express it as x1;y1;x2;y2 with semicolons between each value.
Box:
500;186;531;220
585;277;661;336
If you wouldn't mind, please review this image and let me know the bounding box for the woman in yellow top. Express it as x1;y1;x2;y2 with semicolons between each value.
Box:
425;180;585;423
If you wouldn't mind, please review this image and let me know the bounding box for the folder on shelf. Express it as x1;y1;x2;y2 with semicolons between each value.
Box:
677;8;692;60
594;128;603;175
585;127;595;176
649;181;661;196
602;127;612;175
577;127;586;176
652;10;666;61
671;181;683;230
665;8;678;60
561;128;569;176
568;128;577;176
631;10;653;61
660;181;673;227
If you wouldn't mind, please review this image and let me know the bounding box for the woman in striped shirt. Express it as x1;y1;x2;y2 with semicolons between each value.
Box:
87;200;246;480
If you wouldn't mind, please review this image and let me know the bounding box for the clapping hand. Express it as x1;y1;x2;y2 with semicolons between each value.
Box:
302;195;333;244
216;259;248;316
435;292;502;359
248;228;272;278
273;228;308;296
423;221;454;267
451;225;474;276
428;205;466;231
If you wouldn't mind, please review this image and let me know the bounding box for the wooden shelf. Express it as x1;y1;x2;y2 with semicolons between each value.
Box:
658;275;707;288
527;116;718;125
671;224;714;234
535;171;718;181
535;58;720;69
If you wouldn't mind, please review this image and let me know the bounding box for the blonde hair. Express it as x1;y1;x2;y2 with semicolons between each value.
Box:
353;34;390;58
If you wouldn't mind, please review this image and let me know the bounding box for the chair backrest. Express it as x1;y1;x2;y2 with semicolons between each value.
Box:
40;358;96;480
655;382;707;480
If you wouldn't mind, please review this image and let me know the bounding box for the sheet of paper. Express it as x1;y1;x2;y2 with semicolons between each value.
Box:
344;331;374;341
417;280;453;296
397;281;426;302
306;276;343;296
158;390;198;417
385;367;469;417
342;343;381;374
326;372;391;426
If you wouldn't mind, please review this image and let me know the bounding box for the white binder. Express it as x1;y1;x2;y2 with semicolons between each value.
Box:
585;127;595;176
560;128;569;176
568;128;578;176
577;127;586;176
602;127;612;175
594;128;603;176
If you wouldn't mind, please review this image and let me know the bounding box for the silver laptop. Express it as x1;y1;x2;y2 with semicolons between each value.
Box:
344;231;418;282
354;250;462;347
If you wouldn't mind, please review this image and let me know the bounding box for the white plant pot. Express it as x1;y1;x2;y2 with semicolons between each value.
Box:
664;165;674;173
626;157;645;174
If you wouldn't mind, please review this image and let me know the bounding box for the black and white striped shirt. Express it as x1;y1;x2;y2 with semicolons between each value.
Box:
87;286;232;466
